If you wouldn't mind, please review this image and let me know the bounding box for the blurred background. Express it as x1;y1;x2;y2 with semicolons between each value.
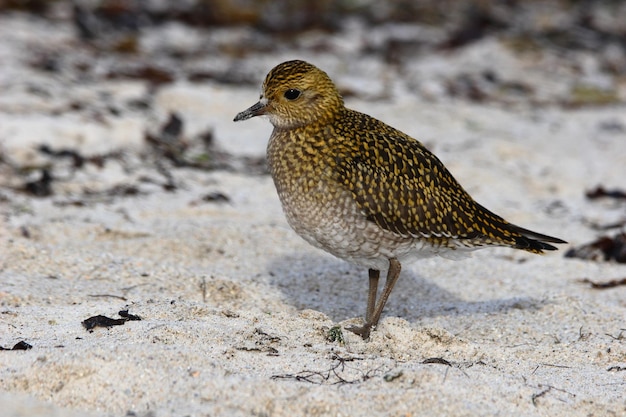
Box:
0;0;624;196
2;0;625;101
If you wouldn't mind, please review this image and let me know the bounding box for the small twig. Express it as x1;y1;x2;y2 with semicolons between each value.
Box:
531;384;576;407
531;387;551;406
422;357;452;366
87;293;128;301
422;357;471;380
605;329;626;341
200;276;207;303
271;353;373;385
577;326;591;341
538;363;572;369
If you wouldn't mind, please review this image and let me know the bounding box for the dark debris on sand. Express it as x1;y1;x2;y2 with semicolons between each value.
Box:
82;310;142;331
565;232;626;264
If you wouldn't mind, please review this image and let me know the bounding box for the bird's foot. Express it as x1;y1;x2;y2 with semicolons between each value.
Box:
346;323;373;340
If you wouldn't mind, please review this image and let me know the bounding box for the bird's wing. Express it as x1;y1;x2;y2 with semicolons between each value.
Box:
330;111;562;251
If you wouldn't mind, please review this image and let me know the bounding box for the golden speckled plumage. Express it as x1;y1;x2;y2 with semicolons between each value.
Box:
234;59;566;340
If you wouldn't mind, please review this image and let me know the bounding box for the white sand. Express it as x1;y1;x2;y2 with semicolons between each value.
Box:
1;12;626;417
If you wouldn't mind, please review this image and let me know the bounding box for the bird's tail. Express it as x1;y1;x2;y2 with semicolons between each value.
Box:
470;202;567;253
508;224;567;253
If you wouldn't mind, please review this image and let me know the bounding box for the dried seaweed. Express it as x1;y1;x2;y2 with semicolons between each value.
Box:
565;233;626;263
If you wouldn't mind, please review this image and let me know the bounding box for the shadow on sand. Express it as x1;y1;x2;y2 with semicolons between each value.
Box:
266;252;542;324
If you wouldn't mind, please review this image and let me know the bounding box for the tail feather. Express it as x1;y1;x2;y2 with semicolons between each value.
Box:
471;202;567;253
509;224;567;253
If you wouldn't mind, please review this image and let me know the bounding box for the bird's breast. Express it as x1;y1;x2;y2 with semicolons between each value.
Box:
265;128;432;269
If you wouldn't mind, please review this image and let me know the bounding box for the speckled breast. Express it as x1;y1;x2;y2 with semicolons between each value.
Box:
266;128;437;270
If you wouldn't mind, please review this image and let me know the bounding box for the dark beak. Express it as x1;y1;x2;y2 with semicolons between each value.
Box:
233;101;266;122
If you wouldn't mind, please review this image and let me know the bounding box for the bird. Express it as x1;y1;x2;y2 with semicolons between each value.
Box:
233;60;566;340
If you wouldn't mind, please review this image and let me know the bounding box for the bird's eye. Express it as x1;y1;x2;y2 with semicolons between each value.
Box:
284;89;301;100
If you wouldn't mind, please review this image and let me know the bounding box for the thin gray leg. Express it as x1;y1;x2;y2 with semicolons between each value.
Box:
348;259;401;340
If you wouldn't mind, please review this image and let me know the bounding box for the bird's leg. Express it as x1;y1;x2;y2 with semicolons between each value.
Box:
348;258;401;340
365;268;380;323
368;258;401;331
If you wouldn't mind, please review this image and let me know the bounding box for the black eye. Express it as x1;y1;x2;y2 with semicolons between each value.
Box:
284;89;301;100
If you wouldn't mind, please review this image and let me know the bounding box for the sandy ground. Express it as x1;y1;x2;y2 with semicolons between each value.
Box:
2;12;626;417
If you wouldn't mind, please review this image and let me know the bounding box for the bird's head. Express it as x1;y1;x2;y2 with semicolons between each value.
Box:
234;60;344;129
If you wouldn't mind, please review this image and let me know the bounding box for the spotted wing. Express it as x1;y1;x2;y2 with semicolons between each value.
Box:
331;110;563;252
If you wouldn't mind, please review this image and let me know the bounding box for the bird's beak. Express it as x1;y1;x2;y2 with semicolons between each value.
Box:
233;100;266;122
